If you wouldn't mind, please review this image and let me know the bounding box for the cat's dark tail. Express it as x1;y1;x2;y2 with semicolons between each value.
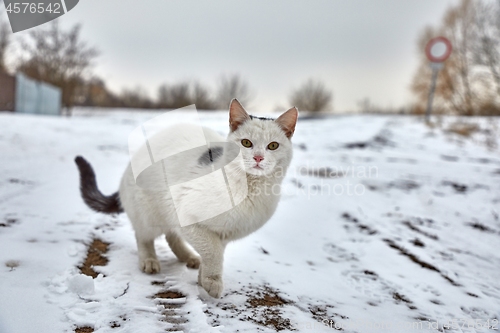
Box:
74;156;123;214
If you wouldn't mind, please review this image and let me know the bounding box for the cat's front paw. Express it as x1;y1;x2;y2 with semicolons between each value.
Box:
140;258;161;274
200;275;223;298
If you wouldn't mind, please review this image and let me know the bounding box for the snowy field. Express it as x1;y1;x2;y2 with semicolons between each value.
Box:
0;109;499;333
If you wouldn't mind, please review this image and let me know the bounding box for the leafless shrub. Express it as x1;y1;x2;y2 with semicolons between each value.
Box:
474;0;500;100
157;80;216;110
191;82;216;110
120;86;154;109
446;121;480;137
158;82;191;109
215;74;253;109
289;79;333;112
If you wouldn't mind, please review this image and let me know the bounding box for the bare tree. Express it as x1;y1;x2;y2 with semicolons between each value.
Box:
475;0;500;99
215;74;253;109
289;79;333;112
445;0;478;115
17;22;98;115
0;0;11;72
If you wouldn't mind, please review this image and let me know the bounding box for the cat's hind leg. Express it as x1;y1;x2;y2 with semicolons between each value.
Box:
136;235;161;274
166;231;201;269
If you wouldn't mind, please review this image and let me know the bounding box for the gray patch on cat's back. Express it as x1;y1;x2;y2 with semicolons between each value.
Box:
198;146;224;165
211;146;224;161
198;149;212;165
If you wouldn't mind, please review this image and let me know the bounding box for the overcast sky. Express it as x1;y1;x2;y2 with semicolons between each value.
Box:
12;0;459;112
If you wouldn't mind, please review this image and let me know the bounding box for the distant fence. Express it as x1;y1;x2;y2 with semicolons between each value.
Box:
15;73;62;115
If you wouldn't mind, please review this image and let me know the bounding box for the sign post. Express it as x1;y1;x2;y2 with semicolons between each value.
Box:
424;36;452;122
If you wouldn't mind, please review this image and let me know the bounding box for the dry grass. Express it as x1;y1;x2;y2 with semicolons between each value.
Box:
446;122;480;137
5;260;20;269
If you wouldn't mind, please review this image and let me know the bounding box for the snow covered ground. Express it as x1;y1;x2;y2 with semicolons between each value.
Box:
0;109;499;333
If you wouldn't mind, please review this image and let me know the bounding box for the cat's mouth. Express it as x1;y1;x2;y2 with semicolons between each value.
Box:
253;165;264;170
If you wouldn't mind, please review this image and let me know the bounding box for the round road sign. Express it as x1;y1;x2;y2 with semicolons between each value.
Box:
425;37;452;63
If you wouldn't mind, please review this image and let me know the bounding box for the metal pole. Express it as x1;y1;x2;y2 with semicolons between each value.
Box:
425;65;439;122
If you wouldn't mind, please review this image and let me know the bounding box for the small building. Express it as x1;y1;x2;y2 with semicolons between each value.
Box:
0;71;62;115
0;70;15;111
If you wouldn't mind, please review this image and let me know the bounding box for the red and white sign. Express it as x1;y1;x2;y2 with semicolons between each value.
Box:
425;37;452;63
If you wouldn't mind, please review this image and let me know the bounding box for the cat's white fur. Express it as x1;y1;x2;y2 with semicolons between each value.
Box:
119;99;298;297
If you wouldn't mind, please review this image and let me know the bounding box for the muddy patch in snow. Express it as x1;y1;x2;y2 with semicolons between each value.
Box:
343;130;395;150
308;304;346;330
151;287;188;330
154;290;185;299
206;284;294;331
392;292;413;306
341;212;378;235
383;238;460;287
362;178;421;192
409;238;425;247
323;243;358;262
466;222;499;235
290;178;304;189
442;180;468;193
8;178;35;185
402;220;439;240
389;179;421;191
342;269;417;310
386;157;418;164
440;155;459;162
78;239;110;278
243;287;294;331
110;315;128;329
0;216;18;228
151;280;166;286
247;287;290;308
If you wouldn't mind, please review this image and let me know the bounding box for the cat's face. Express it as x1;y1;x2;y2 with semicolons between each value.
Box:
227;99;298;176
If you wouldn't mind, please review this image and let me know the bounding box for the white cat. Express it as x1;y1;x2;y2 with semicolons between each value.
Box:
75;99;298;297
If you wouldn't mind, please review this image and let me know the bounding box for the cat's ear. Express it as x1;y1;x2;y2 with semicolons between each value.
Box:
229;99;250;132
275;107;298;139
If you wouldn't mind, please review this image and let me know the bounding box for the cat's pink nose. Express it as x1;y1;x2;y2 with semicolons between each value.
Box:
253;156;264;163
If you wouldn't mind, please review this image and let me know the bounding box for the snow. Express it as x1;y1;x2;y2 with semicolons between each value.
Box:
0;109;499;333
68;274;95;295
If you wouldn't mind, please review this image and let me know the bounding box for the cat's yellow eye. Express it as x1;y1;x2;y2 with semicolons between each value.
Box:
267;142;279;150
241;139;253;148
